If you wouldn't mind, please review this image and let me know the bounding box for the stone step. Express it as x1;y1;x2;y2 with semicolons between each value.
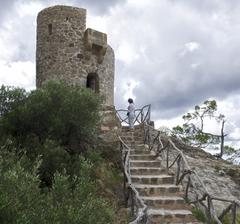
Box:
147;209;195;223
130;167;167;175
121;139;144;144
133;134;144;139
134;138;144;142
120;136;134;141
141;196;189;210
122;150;151;156
134;184;182;196
120;134;144;139
121;125;142;130
131;175;174;185
121;130;143;135
130;145;148;151
130;160;161;168
129;149;151;154
123;140;144;145
129;154;156;160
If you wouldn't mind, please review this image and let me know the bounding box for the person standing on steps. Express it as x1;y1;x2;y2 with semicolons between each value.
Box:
127;98;135;130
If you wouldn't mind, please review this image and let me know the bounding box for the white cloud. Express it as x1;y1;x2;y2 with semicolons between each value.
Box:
15;1;43;18
0;60;35;90
116;41;139;64
185;42;200;52
180;41;200;57
123;80;139;101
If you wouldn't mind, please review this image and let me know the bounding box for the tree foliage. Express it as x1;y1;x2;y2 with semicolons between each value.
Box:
0;85;27;117
172;100;226;156
0;81;104;186
0;82;121;223
0;150;114;224
0;81;102;154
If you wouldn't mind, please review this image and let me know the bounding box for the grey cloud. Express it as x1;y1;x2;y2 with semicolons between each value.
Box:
171;0;240;13
0;0;16;20
1;0;240;128
37;0;125;14
112;0;240;121
0;0;125;28
75;0;125;14
0;0;126;62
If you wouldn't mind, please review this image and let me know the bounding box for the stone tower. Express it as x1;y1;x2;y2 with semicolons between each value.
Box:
36;5;114;106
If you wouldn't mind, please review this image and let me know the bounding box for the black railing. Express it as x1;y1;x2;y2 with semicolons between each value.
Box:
116;104;151;125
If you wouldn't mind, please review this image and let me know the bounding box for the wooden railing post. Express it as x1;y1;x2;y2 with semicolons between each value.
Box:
123;170;126;195
176;156;181;184
185;175;190;201
166;145;169;171
207;195;212;224
141;110;144;123
232;202;237;224
131;190;134;216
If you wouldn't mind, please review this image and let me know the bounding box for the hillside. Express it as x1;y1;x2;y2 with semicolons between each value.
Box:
170;136;240;211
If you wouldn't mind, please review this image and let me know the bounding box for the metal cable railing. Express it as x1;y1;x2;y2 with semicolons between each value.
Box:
143;123;240;224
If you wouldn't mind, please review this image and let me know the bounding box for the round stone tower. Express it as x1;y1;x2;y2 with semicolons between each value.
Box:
36;5;115;105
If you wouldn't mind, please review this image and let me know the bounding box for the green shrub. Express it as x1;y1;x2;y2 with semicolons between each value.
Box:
0;152;114;224
0;85;27;117
192;206;240;224
224;146;236;155
222;212;240;224
225;168;238;178
0;82;120;223
0;81;103;186
0;81;102;154
192;207;207;222
214;164;221;173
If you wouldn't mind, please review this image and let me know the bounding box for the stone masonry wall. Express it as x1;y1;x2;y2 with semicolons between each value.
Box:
36;5;114;105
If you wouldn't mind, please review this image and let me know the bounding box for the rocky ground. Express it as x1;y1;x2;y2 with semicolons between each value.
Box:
169;136;240;212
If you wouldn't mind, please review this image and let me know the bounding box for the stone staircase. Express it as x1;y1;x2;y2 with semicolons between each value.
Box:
121;125;201;224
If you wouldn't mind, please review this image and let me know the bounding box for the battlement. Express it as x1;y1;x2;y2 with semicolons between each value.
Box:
84;28;108;63
84;28;107;48
37;5;86;17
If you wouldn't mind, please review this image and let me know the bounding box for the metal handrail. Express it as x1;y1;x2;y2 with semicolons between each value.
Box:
143;123;240;224
119;136;147;223
116;104;151;126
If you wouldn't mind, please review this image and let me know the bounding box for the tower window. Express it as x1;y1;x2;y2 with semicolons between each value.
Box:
48;24;52;35
86;73;99;93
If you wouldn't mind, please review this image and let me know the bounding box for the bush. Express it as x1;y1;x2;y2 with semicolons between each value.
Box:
0;81;102;154
0;82;121;223
0;81;103;186
0;85;27;117
222;212;240;224
0;151;114;224
192;207;207;222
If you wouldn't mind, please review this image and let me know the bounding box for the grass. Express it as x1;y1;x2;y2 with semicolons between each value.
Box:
192;206;240;224
192;207;207;222
221;212;240;224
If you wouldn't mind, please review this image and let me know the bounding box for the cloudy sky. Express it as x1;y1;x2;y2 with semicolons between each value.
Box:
1;0;240;148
